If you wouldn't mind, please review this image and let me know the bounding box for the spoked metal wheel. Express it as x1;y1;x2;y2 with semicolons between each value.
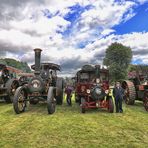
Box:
5;79;19;103
122;81;136;105
143;91;148;111
13;86;27;114
47;87;56;114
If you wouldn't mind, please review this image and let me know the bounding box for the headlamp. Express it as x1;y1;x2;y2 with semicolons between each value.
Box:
86;89;90;94
95;88;101;95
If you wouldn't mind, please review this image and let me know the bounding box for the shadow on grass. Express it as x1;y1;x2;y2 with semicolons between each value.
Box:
19;102;111;115
1;99;147;116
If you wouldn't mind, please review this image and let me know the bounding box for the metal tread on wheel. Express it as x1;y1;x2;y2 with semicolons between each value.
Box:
122;80;136;105
56;77;64;105
143;91;148;111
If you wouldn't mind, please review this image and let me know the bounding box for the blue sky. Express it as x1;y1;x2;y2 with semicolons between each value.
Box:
114;2;148;35
0;0;148;76
63;4;93;36
61;1;148;47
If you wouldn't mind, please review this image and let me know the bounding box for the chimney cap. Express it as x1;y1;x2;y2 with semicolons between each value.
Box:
34;48;42;52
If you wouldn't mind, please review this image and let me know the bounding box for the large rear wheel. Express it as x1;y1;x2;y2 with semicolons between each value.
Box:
122;81;136;105
47;87;56;114
56;78;64;105
143;91;148;111
13;86;27;114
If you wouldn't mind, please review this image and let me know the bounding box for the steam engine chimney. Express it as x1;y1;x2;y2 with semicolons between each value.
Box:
95;65;100;78
34;48;42;75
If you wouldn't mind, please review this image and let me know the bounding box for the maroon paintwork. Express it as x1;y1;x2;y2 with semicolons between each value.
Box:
74;64;114;113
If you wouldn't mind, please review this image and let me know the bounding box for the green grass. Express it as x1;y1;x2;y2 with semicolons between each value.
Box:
0;94;148;148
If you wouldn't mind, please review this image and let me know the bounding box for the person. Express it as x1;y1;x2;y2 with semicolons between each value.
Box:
65;85;73;106
113;82;124;113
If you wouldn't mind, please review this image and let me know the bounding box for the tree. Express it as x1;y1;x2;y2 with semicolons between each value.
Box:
103;42;132;81
0;58;31;73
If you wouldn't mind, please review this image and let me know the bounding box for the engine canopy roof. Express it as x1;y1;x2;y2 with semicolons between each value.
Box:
31;63;61;71
77;64;108;74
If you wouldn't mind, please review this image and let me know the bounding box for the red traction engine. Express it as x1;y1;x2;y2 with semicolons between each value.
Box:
75;64;114;113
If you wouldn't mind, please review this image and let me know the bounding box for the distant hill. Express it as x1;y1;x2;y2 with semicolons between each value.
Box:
0;58;31;73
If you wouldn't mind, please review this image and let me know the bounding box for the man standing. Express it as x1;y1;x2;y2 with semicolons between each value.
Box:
65;85;73;106
113;82;124;113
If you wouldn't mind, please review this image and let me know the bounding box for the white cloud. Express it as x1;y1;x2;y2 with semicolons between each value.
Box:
10;14;70;35
86;32;148;65
0;29;40;47
101;29;115;36
0;0;148;76
79;0;135;28
67;0;136;47
117;32;148;51
123;9;136;22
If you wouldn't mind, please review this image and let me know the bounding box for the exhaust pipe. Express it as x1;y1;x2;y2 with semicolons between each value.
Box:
34;48;42;75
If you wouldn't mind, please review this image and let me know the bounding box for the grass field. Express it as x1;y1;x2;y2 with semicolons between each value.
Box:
0;94;148;148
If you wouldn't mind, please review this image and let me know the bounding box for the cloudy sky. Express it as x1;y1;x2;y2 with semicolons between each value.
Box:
0;0;148;76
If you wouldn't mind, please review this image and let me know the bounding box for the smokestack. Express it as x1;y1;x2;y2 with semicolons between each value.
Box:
34;48;42;75
95;65;100;78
